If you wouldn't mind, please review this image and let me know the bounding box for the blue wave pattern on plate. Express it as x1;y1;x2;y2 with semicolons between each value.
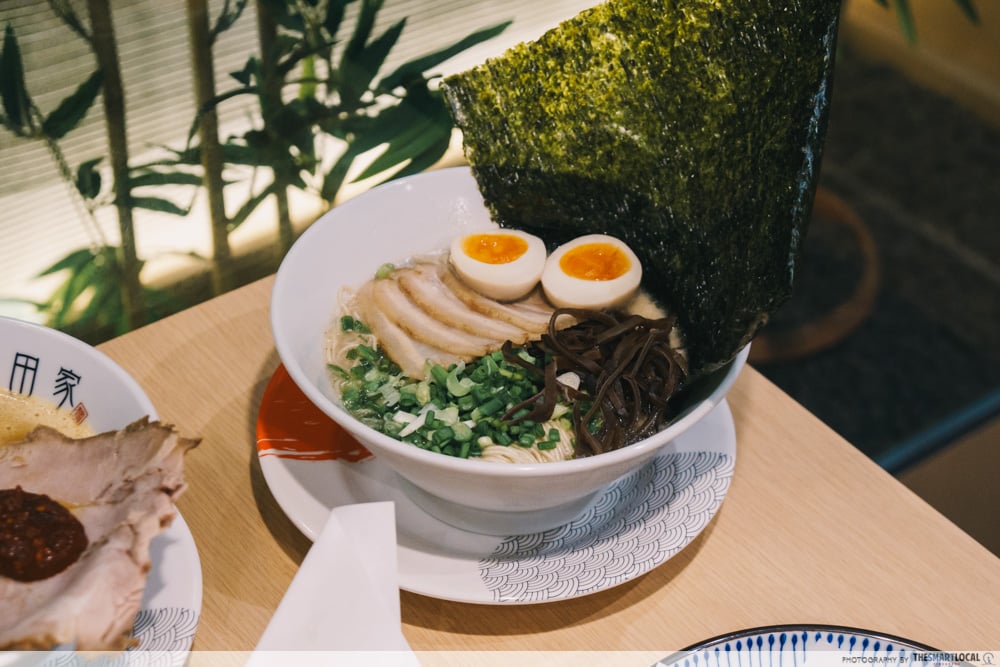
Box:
478;451;734;603
657;627;949;667
129;608;199;653
40;608;198;667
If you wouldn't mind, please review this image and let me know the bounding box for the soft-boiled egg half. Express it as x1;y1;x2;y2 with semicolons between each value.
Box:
449;230;547;301
541;234;642;309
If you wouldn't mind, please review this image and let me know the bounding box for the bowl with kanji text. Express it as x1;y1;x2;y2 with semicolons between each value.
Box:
0;316;156;443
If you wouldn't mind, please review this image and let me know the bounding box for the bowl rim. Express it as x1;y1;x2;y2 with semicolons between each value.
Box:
271;168;747;477
0;315;158;422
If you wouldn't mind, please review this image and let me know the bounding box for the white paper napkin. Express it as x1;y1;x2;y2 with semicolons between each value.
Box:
249;501;417;665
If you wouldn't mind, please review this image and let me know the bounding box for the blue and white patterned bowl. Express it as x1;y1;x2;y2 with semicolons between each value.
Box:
658;625;947;667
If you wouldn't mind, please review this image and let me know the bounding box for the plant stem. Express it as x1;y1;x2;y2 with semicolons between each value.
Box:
255;0;295;262
86;0;143;331
186;0;234;295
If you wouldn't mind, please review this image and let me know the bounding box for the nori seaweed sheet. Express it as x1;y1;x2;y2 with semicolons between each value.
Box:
441;0;842;376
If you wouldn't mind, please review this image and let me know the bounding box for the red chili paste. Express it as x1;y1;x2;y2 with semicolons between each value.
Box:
0;486;88;582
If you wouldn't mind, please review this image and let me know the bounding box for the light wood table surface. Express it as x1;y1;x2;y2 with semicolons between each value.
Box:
98;274;1000;655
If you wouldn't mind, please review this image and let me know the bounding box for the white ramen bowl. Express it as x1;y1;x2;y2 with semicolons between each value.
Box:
271;166;747;535
0;316;157;433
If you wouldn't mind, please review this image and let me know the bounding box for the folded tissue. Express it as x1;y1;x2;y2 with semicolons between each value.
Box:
250;502;416;665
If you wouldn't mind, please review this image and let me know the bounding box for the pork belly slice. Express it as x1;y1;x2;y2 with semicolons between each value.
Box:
352;282;463;379
438;264;554;334
0;419;199;651
397;262;533;344
371;277;498;359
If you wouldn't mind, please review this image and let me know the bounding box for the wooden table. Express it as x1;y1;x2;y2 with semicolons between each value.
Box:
98;275;1000;655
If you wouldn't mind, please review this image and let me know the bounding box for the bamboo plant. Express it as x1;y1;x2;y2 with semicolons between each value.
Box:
1;0;509;342
166;0;511;258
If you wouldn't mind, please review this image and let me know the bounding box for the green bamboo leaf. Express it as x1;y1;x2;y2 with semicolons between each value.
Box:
272;100;316;158
154;138;251;169
66;247;130;334
377;21;511;92
52;258;98;323
321;146;359;202
48;0;92;43
244;129;270;151
895;0;917;44
42;247;116;327
271;3;306;35
75;157;103;200
0;297;49;312
349;87;451;178
276;35;340;77
41;69;103;139
344;0;384;59
220;140;268;166
339;101;428;154
74;276;117;330
353;113;449;181
350;113;437;178
229;56;259;86
952;0;979;24
38;290;61;312
130;196;190;216
210;0;249;44
129;170;204;189
1;24;33;134
324;0;354;36
289;170;308;191
362;18;407;75
133;146;201;168
36;248;95;277
387;130;452;181
273;34;301;62
229;182;278;230
340;18;406;104
256;0;301;33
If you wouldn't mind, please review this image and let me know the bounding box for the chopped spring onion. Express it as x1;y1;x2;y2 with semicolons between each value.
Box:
339;315;370;333
374;263;396;279
329;329;578;459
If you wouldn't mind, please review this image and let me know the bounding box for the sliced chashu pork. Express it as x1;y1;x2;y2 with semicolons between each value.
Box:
0;419;198;651
345;257;675;382
348;255;579;380
396;262;531;343
352;281;465;378
438;263;554;334
371;277;498;359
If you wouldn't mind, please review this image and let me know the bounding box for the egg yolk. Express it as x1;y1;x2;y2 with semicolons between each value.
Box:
559;242;631;281
461;234;529;265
